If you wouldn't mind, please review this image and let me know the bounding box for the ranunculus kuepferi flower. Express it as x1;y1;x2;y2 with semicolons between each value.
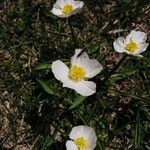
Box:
113;30;149;57
66;125;97;150
52;49;103;96
51;0;84;18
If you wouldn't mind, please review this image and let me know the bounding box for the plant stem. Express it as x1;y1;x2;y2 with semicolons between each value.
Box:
68;18;77;47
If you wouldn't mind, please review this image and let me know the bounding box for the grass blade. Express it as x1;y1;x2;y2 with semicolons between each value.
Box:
37;79;54;95
69;96;87;109
41;136;53;150
35;64;51;70
134;112;141;149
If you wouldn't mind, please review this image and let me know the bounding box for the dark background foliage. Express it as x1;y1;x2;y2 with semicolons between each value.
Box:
0;0;150;149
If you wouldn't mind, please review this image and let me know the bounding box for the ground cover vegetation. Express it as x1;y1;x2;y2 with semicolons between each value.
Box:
0;0;150;149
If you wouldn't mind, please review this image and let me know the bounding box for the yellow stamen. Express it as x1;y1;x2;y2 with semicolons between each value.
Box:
62;4;74;15
69;65;86;82
74;137;88;149
125;39;138;52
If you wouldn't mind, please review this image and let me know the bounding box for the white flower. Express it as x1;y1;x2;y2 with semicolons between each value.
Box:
113;30;149;57
66;125;97;150
51;0;84;18
52;49;103;96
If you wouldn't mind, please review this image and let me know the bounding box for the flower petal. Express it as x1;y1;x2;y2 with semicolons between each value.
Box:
86;59;103;78
75;81;96;96
51;60;69;82
136;43;149;54
55;0;66;7
113;37;126;53
67;0;75;3
66;140;78;150
71;49;102;78
51;7;65;18
86;148;95;150
74;1;84;8
69;126;82;140
62;79;76;90
71;49;90;69
51;0;75;18
71;7;83;15
134;54;143;57
125;42;149;57
71;49;85;66
69;125;97;149
87;130;97;149
126;30;147;43
71;1;84;15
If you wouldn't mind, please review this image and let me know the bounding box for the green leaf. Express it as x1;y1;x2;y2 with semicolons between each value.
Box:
97;140;104;150
41;135;53;150
69;96;87;109
134;113;141;149
110;69;137;83
37;79;54;95
35;64;51;70
34;61;69;70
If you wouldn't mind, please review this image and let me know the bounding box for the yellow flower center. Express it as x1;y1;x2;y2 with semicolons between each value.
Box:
62;4;74;15
69;65;86;82
74;137;88;149
125;39;138;52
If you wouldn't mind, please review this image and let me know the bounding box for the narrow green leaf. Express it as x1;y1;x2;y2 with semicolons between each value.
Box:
41;135;53;150
110;70;137;83
134;113;141;149
35;61;69;70
37;79;54;95
35;64;51;70
97;140;104;150
69;96;87;109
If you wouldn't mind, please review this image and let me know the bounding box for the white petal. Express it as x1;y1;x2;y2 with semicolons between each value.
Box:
71;7;83;15
51;0;74;18
126;30;147;43
62;79;76;90
136;43;149;54
87;131;97;149
51;60;69;82
67;0;75;3
71;49;92;70
69;125;83;140
69;125;97;149
66;140;78;150
81;127;97;150
55;0;66;7
71;49;84;65
86;148;95;150
113;37;126;53
75;81;96;96
51;7;66;18
71;1;84;15
125;42;149;57
86;59;103;78
71;49;102;78
74;1;84;8
134;54;143;57
81;126;97;142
